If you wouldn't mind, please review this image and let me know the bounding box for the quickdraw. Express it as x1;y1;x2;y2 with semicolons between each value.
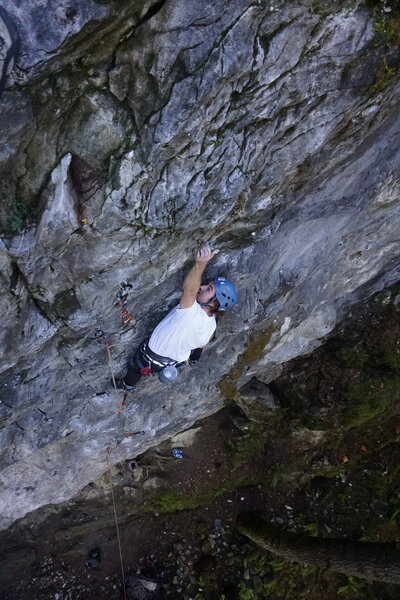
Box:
117;392;128;414
117;281;133;326
95;328;112;347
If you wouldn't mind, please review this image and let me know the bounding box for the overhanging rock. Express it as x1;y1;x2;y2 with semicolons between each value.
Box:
0;0;399;529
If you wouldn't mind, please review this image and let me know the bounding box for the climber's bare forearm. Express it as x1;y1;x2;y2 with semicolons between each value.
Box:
180;245;219;308
182;262;206;295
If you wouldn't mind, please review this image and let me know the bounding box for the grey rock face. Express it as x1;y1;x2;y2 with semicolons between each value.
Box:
0;0;399;529
0;7;19;96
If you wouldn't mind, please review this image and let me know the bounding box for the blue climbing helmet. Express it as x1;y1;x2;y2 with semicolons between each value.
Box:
213;277;238;311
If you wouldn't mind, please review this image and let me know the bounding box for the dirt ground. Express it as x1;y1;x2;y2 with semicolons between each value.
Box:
1;408;279;600
1;285;400;600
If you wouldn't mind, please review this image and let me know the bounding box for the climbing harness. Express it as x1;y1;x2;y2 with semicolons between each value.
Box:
138;342;185;383
117;281;133;326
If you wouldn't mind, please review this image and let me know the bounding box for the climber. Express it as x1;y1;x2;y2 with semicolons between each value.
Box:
115;244;238;390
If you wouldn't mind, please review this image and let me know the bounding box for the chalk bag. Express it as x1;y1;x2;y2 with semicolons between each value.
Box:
158;365;178;383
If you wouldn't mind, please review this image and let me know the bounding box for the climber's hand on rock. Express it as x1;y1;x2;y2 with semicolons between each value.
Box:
196;244;219;264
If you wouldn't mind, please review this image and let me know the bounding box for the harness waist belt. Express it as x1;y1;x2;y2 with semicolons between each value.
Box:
143;342;186;368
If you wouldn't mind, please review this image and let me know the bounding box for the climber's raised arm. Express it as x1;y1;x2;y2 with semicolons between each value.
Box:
179;245;219;309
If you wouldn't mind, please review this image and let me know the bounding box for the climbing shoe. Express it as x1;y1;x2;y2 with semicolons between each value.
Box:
113;378;134;391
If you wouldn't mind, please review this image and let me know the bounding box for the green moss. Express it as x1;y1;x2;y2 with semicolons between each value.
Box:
369;343;400;370
130;215;178;238
118;128;135;154
361;1;400;93
343;374;400;429
218;325;275;400
303;522;318;536
337;575;373;598
237;581;254;600
244;548;271;574
1;197;29;234
57;515;119;540
58;335;77;349
368;0;400;47
370;58;398;93
30;285;46;297
144;473;269;515
224;423;269;468
310;463;342;479
335;345;367;369
270;471;290;490
219;379;238;401
263;558;319;599
144;489;210;512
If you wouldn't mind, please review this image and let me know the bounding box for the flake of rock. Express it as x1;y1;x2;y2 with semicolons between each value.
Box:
108;64;131;101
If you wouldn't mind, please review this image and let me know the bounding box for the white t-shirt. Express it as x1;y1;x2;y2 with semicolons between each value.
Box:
148;301;216;362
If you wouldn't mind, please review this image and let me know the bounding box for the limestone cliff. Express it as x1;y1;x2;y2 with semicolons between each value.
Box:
0;0;399;529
